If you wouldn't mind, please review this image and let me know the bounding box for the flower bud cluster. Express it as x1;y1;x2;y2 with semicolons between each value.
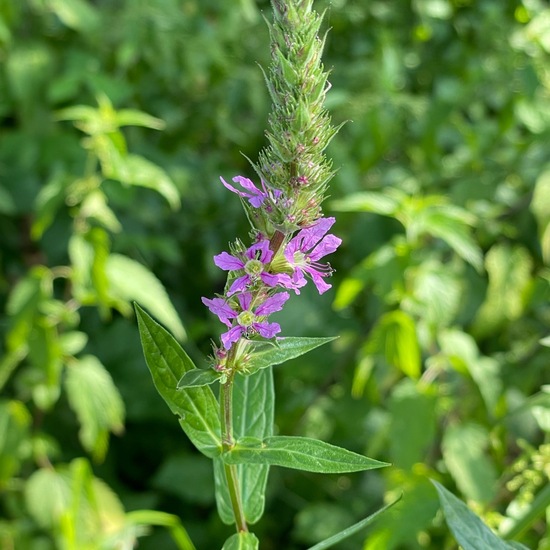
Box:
202;1;341;371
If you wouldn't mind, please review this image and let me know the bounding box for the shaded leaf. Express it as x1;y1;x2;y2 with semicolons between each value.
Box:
432;480;528;550
178;369;222;388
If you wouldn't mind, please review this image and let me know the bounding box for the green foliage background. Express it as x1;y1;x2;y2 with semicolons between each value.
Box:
1;0;549;548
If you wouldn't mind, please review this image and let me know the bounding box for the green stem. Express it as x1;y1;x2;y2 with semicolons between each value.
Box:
220;368;248;533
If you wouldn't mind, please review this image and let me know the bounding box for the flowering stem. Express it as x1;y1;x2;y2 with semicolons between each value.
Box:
220;365;248;532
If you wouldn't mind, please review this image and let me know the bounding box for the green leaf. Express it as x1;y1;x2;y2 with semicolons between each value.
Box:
214;368;275;525
115;109;166;130
64;355;125;461
246;336;338;374
442;423;498;504
134;303;222;458
0;400;31;486
432;480;528;550
48;0;100;34
0;184;15;214
331;191;401;216
178;369;222;388
364;310;421;379
107;254;186;341
306;496;401;550
221;532;259;550
31;172;69;239
223;435;388;473
125;510;196;550
114;154;180;210
471;244;533;339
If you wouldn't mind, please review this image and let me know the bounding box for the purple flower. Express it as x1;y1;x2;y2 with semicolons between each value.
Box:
220;175;281;208
214;239;282;295
284;217;342;295
202;292;290;349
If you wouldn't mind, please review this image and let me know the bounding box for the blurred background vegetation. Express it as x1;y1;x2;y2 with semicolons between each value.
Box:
1;0;549;548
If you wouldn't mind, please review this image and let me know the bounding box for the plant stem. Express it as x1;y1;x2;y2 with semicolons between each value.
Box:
220;368;248;533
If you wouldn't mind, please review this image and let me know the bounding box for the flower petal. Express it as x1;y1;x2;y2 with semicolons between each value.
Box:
308;269;332;294
237;292;253;311
298;217;336;252
228;275;249;295
254;321;281;339
214;251;244;271
308;234;342;262
221;325;244;349
260;272;280;287
201;297;236;327
255;292;290;316
246;240;273;263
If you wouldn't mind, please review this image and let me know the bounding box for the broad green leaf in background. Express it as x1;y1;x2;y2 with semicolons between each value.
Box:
432;480;529;550
471;243;533;339
442;423;498;504
107;254;186;341
245;336;338;374
31;172;69;239
531;169;550;264
0;400;31;486
363;310;421;379
48;0;100;34
387;380;437;469
64;355;125;461
221;532;259;550
223;436;388;473
134;304;221;458
438;329;502;417
331;190;401;216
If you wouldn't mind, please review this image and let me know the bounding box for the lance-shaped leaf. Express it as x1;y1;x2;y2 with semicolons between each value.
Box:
134;304;221;458
221;532;259;550
432;480;529;550
214;368;274;524
178;369;222;388
307;495;402;550
246;336;338;374
223;436;388;474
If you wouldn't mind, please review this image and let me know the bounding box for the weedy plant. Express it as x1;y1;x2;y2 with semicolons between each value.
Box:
135;1;537;549
135;1;394;548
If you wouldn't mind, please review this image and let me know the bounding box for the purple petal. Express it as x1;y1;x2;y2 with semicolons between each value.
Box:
221;325;244;349
260;272;280;287
298;217;335;252
246;240;273;263
254;321;281;339
307;269;332;294
228;275;250;295
214;251;244;271
232;176;266;207
308;234;342;262
255;292;290;316
220;177;243;196
237;292;253;311
201;297;236;327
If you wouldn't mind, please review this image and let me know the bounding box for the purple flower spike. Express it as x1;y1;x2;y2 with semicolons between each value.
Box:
214;240;282;295
284;217;342;295
202;291;290;350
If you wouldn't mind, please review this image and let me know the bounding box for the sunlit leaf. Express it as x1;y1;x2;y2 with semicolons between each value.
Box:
107;254;185;341
221;532;259;550
64;355;125;461
223;435;388;473
135;304;222;458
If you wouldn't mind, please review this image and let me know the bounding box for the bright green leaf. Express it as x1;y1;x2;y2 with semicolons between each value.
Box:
107;254;185;341
115;109;165;130
178;369;222;388
223;435;388;473
64;355;125;461
134;304;222;458
221;532;259;550
331;191;401;216
246;336;338;374
48;0;100;34
432;480;527;550
0;400;31;486
442;423;498;504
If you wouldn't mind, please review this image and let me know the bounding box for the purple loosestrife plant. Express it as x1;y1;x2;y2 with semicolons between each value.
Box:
136;2;394;548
